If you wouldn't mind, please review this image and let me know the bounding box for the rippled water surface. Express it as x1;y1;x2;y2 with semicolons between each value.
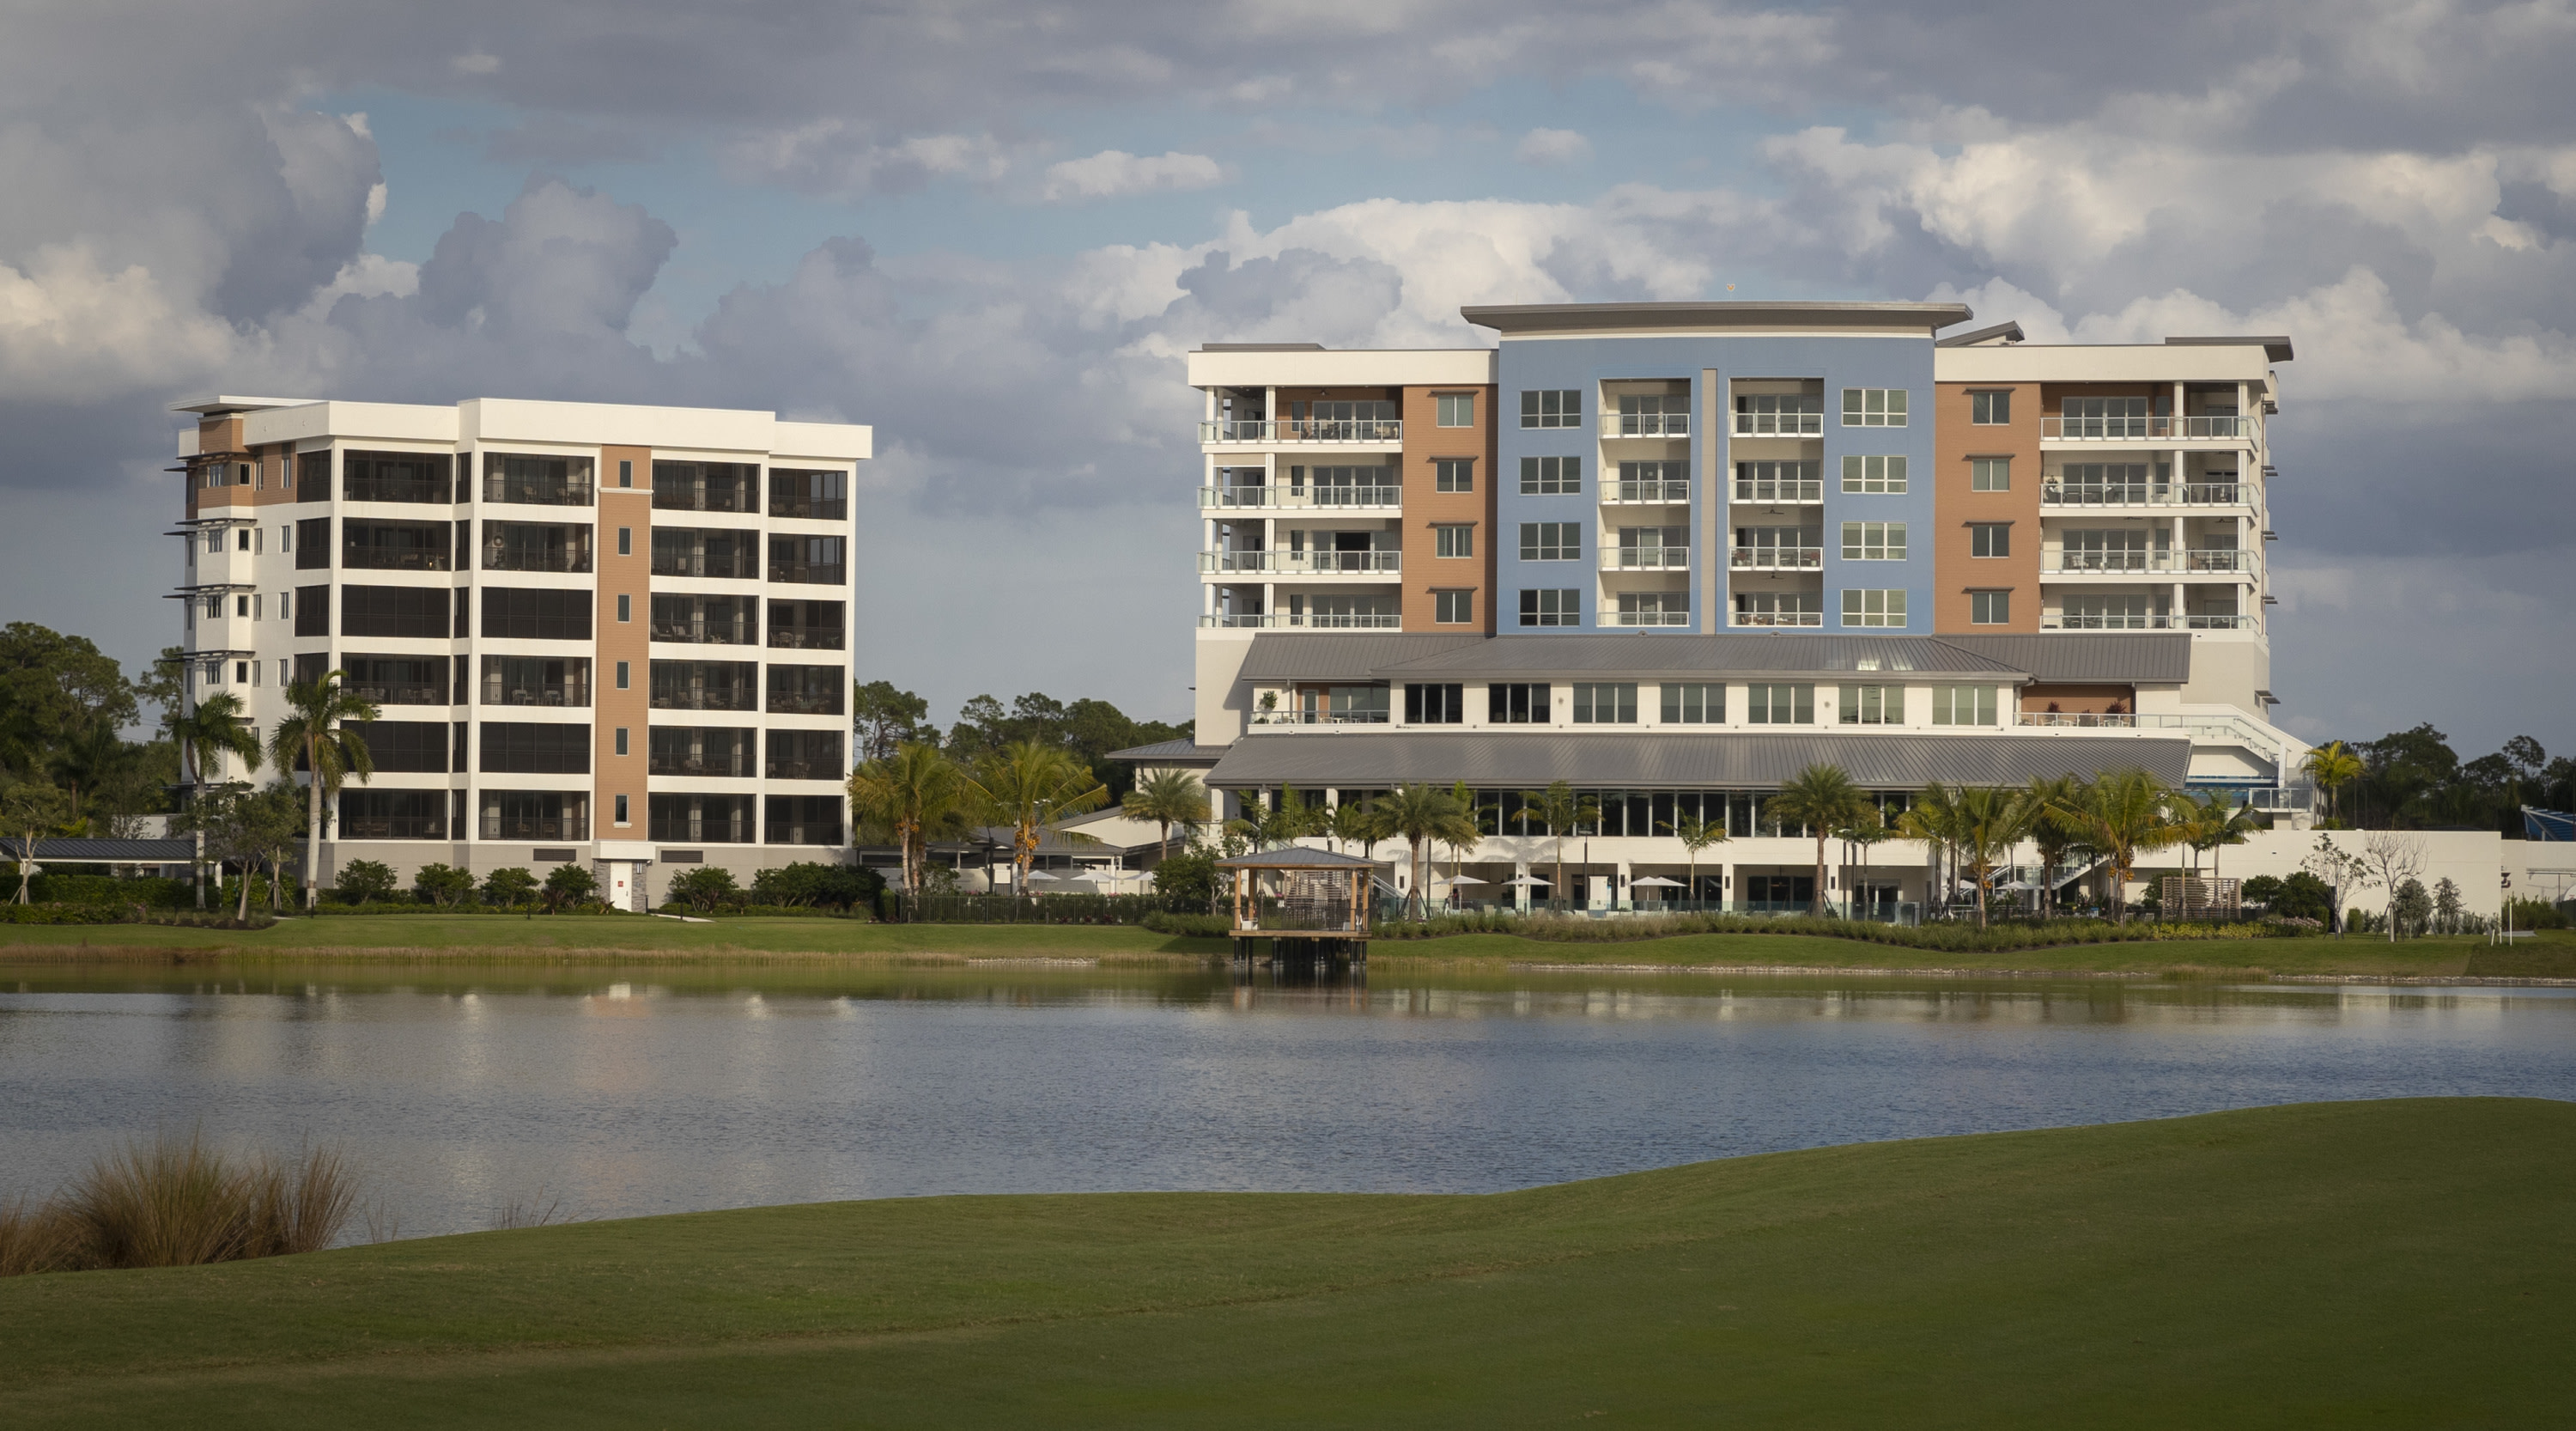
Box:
4;961;2572;1238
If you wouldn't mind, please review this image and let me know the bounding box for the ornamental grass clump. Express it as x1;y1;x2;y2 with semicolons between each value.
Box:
0;1131;357;1276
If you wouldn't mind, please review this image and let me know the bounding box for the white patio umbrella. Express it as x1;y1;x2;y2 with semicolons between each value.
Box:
1628;875;1684;888
1504;874;1551;887
1441;874;1490;886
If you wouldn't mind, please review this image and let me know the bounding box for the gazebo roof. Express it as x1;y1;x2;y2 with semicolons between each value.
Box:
1215;848;1388;871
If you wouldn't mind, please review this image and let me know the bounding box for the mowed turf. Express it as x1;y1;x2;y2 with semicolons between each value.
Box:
4;912;2569;977
3;1099;2569;1428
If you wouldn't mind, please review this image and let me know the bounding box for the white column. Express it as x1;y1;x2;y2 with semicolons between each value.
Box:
1615;858;1631;911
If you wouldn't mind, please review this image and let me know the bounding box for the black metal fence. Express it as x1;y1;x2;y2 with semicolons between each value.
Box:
884;892;1208;924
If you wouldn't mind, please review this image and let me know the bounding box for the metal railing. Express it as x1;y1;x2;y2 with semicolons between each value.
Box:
1601;546;1690;570
343;476;450;504
483;477;592;507
483;680;589;708
652;484;755;513
2044;549;2255;574
768;560;847;585
346;683;448;706
2017;711;2144;729
1602;412;1690;437
650;755;753;777
1732;610;1823;627
652;554;756;579
765;627;845;650
1734;478;1823;502
767;691;844;716
650;688;757;711
1249;710;1391;726
1197;485;1401;508
2040;481;2251;507
339;816;445;839
2184;612;2259;629
1198;551;1401;575
765;758;841;779
1198;612;1402;630
1733;410;1823;435
481;816;587;841
483;545;591;573
1604;609;1692;627
1730;545;1821;569
1200;419;1404;443
342;548;451;572
1604;479;1691;504
2042;612;2172;630
768;495;848;521
2042;414;2252;441
652;620;755;644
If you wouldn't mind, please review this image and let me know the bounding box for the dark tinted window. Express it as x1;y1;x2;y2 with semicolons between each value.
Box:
767;664;845;715
480;588;592;641
295;586;331;637
295;518;331;569
765;729;842;779
765;795;844;846
342;450;452;503
478;722;592;775
339;585;447;638
347;721;447;773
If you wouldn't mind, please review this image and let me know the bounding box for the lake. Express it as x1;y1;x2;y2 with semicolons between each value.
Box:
4;961;2573;1239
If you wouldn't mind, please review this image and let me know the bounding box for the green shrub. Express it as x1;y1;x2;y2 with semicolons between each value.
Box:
1149;843;1218;907
413;863;476;908
481;867;539;907
542;863;598;910
668;866;740;912
0;874;192;908
750;862;882;910
1141;910;1230;938
334;860;397;904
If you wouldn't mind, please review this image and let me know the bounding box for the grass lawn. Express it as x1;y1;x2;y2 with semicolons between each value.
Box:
1;1098;2568;1428
4;913;2569;978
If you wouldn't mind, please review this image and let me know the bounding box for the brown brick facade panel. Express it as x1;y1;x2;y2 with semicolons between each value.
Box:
1932;381;2039;632
593;446;653;837
1399;385;1496;633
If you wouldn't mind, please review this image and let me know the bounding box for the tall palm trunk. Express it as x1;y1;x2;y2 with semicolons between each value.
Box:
304;733;325;910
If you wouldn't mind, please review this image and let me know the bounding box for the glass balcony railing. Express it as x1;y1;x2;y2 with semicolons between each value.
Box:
1198;485;1401;508
2042;549;2257;575
1604;479;1691;504
481;816;588;841
1200;418;1403;443
2041;481;2251;507
1601;547;1690;570
1601;412;1690;437
2042;414;2252;441
1729;545;1821;570
649;754;753;777
1734;478;1823;502
1199;551;1401;575
1197;612;1402;630
1731;610;1823;627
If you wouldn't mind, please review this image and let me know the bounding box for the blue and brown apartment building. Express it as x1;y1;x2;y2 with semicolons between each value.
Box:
1139;301;2308;913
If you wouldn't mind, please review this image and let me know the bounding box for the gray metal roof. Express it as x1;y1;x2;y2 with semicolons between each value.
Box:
1206;732;2190;790
1461;301;1972;336
1931;634;2190;685
1370;635;2028;680
1104;739;1231;764
1237;633;1487;680
0;838;196;862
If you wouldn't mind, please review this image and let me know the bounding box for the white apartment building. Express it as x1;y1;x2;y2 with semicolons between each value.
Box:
173;396;866;909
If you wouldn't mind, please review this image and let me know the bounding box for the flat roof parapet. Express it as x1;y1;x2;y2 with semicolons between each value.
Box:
1461;300;1973;338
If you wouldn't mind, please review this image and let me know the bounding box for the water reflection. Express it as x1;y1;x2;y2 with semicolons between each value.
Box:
3;961;2571;1240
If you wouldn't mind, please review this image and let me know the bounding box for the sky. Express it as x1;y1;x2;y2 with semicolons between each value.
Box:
2;0;2571;762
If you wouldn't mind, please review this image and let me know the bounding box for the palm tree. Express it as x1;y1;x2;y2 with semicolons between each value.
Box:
963;740;1108;895
166;691;261;909
1121;770;1211;864
2057;769;2184;922
848;740;969;895
1380;783;1462;917
1327;798;1381;857
1904;784;2034;928
2302;740;2363;826
1442;782;1484;903
1769;764;1877;919
2021;774;2086;918
2180;789;2262;884
1511;781;1601;913
51;721;136;831
267;672;380;910
1669;809;1728;909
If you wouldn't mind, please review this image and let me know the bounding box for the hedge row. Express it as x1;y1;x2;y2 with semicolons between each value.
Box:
1139;909;2296;954
0;903;275;929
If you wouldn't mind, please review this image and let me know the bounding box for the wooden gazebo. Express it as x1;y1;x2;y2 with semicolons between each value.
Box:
1217;848;1386;963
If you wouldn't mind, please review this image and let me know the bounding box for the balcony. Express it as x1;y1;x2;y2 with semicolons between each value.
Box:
483;680;589;708
1198;484;1400;509
2041;414;2252;441
483;475;592;507
651;686;757;712
2041;549;2257;575
1249;710;1392;727
1734;477;1823;503
651;753;753;777
1601;546;1690;570
768;557;847;585
1199;418;1403;444
1604;608;1692;627
1732;406;1823;436
1601;412;1690;438
764;758;841;780
1199;612;1402;630
1732;611;1823;628
346;682;448;706
481;815;588;841
2017;712;2144;729
340;815;447;840
1729;545;1822;570
764;624;845;651
1198;551;1400;575
2041;481;2250;508
1604;479;1691;504
343;474;450;504
483;528;592;574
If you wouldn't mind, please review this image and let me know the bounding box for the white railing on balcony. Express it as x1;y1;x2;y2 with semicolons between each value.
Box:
2040;481;2251;507
2041;550;2257;575
1200;419;1403;443
2184;613;2259;630
1248;710;1392;727
1732;611;1824;627
1601;412;1690;438
2040;415;2252;441
2039;612;2258;631
2016;709;2293;754
1733;409;1823;436
1601;546;1690;570
1603;609;1693;627
1603;479;1692;504
1733;478;1824;502
2017;711;2146;729
1729;545;1822;570
1198;612;1403;630
1198;485;1403;509
1198;551;1400;575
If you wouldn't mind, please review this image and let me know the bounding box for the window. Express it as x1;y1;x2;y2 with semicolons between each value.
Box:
616;794;630;825
615;661;630;691
652;461;758;513
1970;523;2010;557
615;727;629;757
278;526;291;553
480;521;592;574
2061;395;2152;437
1970;390;2012;425
1841;588;1908;628
1661;683;1722;723
1733;393;1822;435
237;528;252;551
617;594;631;622
480;588;591;641
649;794;754;842
1733;591;1819;627
769;469;848;520
1734;460;1821;502
1518;588;1579;628
769;534;846;584
1518;455;1580;495
297;450;330;502
1487;682;1550;723
1434;524;1474;558
339;789;446;840
765;795;844;847
340;721;447;773
651;728;754;777
277;592;291;621
617;527;632;557
340;585;448;638
617;460;633;488
1406;683;1465;724
236;594;250;618
480;722;592;775
1969;590;2012;625
1432;589;1474;625
1520;390;1581;429
1571;683;1637;724
483;454;595;507
1840;455;1908;493
1434;458;1474;492
341;451;453;503
482;656;592;708
295;587;330;637
1971;457;2011;491
1840;522;1907;561
1841;388;1909;427
769;600;846;650
295;517;330;569
1932;685;2000;726
1436;393;1475;428
768;664;847;715
767;729;844;780
1746;684;1815;725
652;528;755;579
1838;685;1905;726
1519;522;1579;561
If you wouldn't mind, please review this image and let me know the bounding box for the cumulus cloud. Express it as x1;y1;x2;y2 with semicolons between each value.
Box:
1039;149;1228;203
1515;128;1592;166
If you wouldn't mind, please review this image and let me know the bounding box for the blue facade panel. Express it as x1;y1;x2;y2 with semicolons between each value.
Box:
1492;333;1937;636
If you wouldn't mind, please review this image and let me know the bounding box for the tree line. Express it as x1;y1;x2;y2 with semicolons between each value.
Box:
2297;725;2571;831
853;682;1189;801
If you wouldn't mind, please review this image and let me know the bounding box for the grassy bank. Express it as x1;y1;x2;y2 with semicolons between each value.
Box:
3;912;2568;978
2;1099;2569;1428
